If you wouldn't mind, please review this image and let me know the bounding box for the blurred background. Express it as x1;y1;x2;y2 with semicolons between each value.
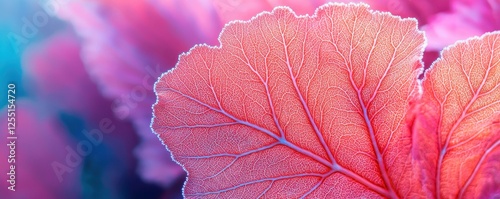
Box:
0;0;497;198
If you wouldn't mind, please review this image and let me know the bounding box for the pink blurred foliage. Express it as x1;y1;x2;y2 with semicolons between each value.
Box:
48;0;498;189
423;0;500;50
211;0;450;25
22;29;107;120
54;0;219;186
18;29;142;197
0;100;80;199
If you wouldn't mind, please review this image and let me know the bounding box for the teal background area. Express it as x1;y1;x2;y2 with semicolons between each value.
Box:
0;1;65;108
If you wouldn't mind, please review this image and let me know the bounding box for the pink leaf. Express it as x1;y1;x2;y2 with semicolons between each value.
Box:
153;3;426;197
153;2;500;198
418;31;500;198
